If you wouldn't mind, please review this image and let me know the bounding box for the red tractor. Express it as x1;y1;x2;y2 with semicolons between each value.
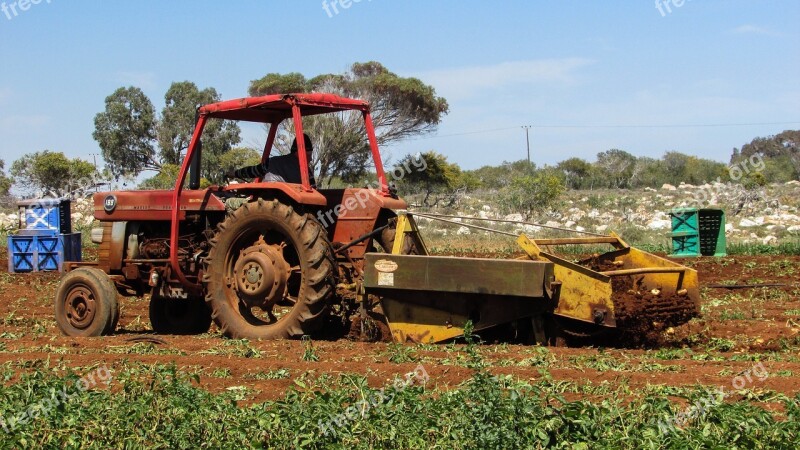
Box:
56;93;406;339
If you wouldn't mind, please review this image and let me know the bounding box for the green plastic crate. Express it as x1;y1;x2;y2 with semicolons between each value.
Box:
670;208;726;257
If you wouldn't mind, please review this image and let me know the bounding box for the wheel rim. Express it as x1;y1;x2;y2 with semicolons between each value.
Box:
225;233;299;327
64;284;97;330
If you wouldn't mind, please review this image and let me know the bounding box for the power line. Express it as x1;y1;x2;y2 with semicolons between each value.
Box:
409;120;800;141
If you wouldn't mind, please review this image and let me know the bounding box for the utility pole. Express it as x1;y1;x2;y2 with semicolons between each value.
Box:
89;153;99;192
522;125;532;166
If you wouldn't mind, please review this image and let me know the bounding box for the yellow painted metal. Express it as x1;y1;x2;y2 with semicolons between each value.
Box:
518;234;613;325
620;246;699;298
516;233;699;328
391;214;429;256
381;297;465;343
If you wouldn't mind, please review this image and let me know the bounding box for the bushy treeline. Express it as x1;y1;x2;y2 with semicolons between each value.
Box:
395;131;799;201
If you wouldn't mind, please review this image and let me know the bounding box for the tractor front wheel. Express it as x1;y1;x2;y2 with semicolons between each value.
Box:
55;267;119;337
203;199;336;339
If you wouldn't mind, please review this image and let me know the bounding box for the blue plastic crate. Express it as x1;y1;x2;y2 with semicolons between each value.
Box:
16;198;72;235
7;233;82;273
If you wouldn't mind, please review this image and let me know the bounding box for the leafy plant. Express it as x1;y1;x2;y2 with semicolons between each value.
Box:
301;335;319;362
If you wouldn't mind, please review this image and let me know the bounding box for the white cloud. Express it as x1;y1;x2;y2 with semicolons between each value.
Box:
411;58;594;100
732;25;780;36
115;71;157;89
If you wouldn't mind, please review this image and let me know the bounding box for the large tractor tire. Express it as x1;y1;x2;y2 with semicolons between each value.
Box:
149;296;212;335
55;267;119;337
203;199;336;339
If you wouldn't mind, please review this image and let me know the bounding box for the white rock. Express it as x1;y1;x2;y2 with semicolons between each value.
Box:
725;224;737;234
739;218;758;228
565;221;576;228
763;235;778;245
575;226;586;232
504;214;523;222
482;205;491;211
522;224;541;233
647;219;672;230
544;221;561;228
588;209;600;219
456;226;470;235
595;225;609;233
661;184;677;191
788;225;800;233
786;180;800;186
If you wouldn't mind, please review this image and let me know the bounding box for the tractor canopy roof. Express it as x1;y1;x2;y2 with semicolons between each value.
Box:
198;93;369;123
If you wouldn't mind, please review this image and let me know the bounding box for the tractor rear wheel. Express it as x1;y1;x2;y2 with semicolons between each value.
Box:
149;296;212;335
203;199;336;339
55;267;119;337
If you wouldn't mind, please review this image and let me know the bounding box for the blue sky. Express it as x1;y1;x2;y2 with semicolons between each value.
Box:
0;0;798;173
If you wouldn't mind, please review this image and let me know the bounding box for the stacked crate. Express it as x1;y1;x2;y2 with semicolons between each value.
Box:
7;199;82;273
669;208;727;257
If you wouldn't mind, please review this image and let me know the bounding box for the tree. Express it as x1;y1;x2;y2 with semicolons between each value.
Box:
499;168;566;220
0;159;12;197
93;87;158;177
556;157;592;189
595;149;637;189
10;151;96;196
733;130;800;182
469;159;536;190
138;164;181;190
157;81;241;183
394;151;461;206
218;147;262;175
248;61;449;185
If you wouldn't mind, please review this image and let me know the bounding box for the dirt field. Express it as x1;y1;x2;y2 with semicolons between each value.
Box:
1;247;798;410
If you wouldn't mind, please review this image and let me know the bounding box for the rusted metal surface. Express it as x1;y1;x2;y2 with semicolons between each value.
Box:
93;189;226;222
320;189;407;261
163;94;396;289
222;182;328;206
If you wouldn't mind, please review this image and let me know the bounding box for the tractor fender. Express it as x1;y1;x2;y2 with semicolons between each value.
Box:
221;182;328;206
